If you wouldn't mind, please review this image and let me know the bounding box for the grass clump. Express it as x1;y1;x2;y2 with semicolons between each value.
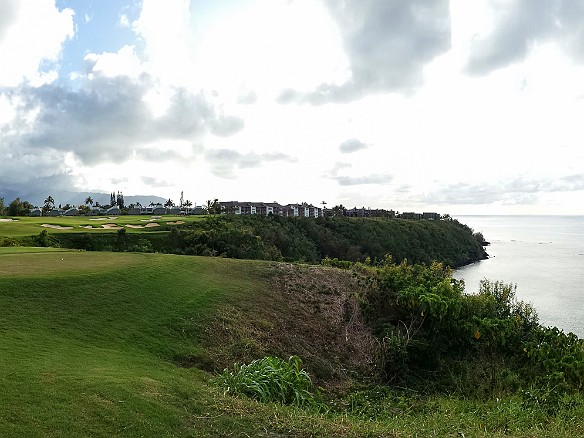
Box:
217;355;318;408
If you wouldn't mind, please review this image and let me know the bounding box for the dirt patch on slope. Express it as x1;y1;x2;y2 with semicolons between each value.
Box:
192;263;376;393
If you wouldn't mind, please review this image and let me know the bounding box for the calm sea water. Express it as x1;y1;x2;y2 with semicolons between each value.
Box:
453;215;584;337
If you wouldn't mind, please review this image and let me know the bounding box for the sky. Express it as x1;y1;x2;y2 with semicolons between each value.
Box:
1;0;583;215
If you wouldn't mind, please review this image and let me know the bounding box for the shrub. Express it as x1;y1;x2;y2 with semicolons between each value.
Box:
216;356;318;407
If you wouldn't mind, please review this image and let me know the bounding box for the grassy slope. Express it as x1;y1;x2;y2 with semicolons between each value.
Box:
1;250;583;437
0;250;384;437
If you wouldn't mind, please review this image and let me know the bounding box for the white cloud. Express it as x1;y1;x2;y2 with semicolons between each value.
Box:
84;45;143;79
0;0;74;86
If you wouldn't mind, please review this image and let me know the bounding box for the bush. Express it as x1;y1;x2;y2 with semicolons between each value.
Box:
354;258;584;402
216;356;318;407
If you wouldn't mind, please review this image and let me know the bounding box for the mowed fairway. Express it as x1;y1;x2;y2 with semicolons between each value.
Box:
0;251;276;437
0;215;206;237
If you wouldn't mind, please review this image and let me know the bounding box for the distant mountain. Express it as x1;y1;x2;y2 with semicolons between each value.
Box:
0;189;166;208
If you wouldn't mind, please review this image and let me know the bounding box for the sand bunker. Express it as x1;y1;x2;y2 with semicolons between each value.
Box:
41;224;73;230
166;221;185;225
0;218;18;222
89;217;118;221
101;223;123;230
124;223;161;229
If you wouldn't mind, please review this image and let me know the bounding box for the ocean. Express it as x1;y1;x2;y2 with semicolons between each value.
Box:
453;215;584;337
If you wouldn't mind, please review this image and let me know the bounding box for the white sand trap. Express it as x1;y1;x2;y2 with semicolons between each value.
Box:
167;221;185;225
140;219;156;222
126;224;145;229
89;217;118;221
81;225;97;229
144;223;160;228
41;224;73;230
0;218;18;222
101;223;123;230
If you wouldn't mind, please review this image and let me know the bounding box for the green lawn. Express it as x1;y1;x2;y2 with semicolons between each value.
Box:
0;252;272;437
0;215;206;237
2;251;584;436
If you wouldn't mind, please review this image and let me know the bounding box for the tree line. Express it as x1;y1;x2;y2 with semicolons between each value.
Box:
46;215;487;268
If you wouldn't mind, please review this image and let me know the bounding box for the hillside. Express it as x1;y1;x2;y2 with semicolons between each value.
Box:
17;215;488;267
1;249;583;436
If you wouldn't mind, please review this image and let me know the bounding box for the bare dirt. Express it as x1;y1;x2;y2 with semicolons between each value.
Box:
193;263;377;393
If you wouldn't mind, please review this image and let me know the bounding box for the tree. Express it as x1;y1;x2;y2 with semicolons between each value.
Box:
331;204;346;217
110;192;116;206
43;195;55;214
8;198;32;216
116;191;125;209
179;191;184;208
164;198;175;209
0;197;5;215
184;199;192;208
85;196;93;207
205;199;220;214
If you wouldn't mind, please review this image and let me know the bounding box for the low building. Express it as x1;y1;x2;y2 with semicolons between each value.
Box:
64;208;79;216
46;209;63;217
400;212;423;220
422;212;441;220
106;206;121;215
29;208;42;217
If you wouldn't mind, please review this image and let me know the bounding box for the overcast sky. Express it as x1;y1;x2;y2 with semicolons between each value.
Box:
1;0;583;214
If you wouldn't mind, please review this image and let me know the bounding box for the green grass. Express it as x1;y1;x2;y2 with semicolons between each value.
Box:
0;246;72;254
1;251;584;436
0;215;206;237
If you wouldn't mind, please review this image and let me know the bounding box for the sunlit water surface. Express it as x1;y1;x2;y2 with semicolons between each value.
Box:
453;215;584;337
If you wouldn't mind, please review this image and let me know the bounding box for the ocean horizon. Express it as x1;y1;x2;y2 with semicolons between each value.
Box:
453;215;584;337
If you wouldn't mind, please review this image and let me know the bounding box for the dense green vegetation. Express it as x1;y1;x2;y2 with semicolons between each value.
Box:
4;215;487;267
351;258;584;408
1;247;584;436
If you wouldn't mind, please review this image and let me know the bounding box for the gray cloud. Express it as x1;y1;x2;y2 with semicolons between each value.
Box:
339;138;369;153
280;0;451;104
0;73;245;195
205;149;296;178
334;174;393;186
465;0;584;75
211;115;245;137
2;74;244;168
424;175;584;205
141;176;173;187
236;89;258;105
0;0;17;40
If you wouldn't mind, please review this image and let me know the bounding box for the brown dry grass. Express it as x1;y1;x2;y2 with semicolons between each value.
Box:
195;263;377;394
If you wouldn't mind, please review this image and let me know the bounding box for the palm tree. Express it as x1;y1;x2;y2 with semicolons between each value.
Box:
85;196;93;207
164;198;175;209
184;200;192;208
43;195;55;214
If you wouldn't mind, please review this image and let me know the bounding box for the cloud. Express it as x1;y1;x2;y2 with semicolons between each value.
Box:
205;149;296;178
211;115;245;137
0;0;18;40
0;0;74;86
280;0;451;104
424;175;584;205
465;0;584;75
334;174;394;186
141;176;173;188
3;74;242;167
339;138;369;153
236;90;258;105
